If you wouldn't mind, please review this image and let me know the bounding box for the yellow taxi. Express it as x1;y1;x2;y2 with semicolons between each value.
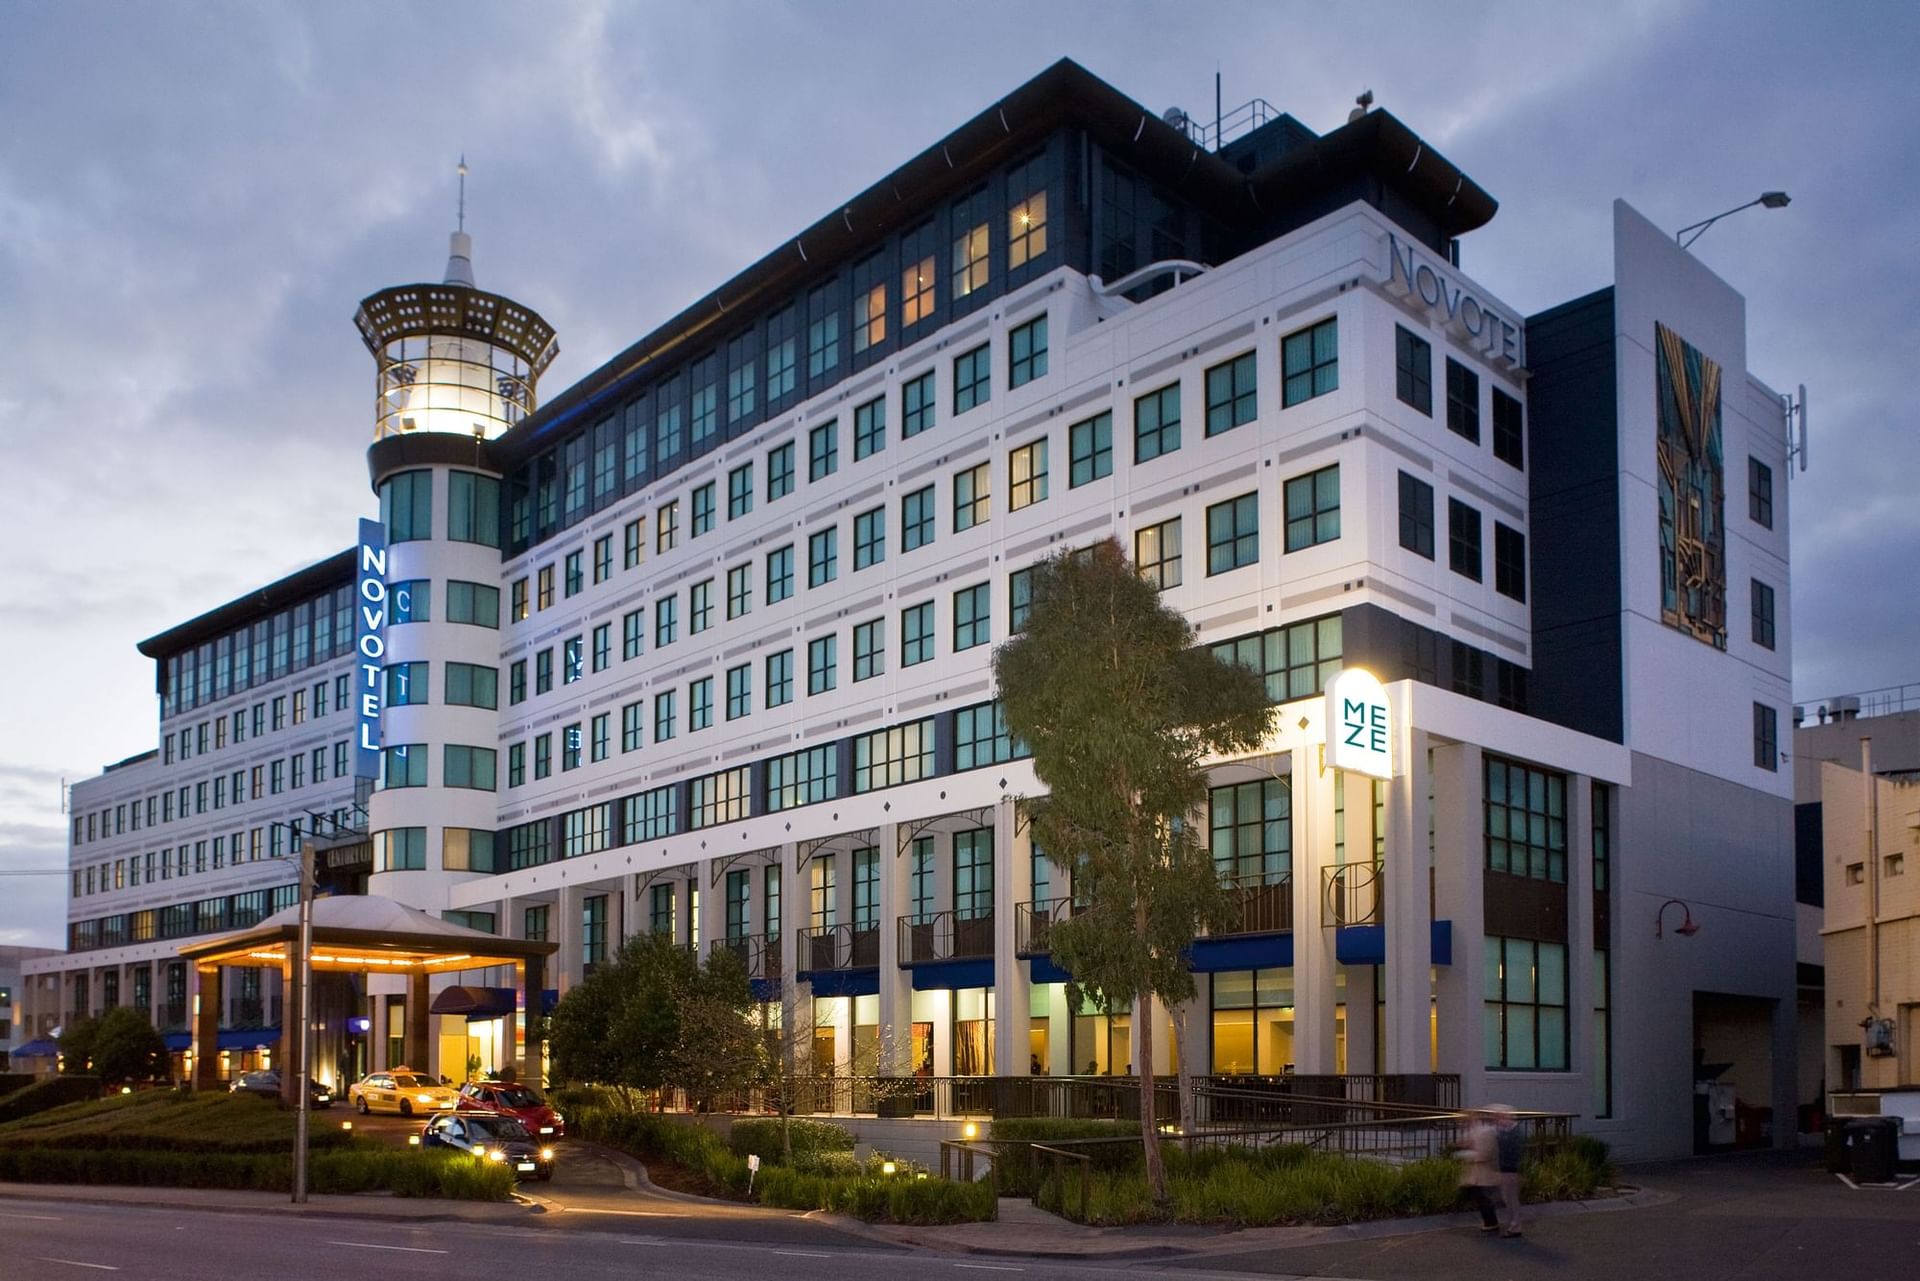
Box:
346;1067;460;1117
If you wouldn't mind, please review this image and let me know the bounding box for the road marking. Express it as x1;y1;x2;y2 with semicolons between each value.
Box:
0;1212;63;1221
561;1206;682;1217
324;1241;449;1255
953;1267;1025;1273
770;1249;834;1257
32;1260;118;1272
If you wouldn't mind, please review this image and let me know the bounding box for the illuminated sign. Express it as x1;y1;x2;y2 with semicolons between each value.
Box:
1325;669;1393;780
1383;233;1524;368
353;517;387;780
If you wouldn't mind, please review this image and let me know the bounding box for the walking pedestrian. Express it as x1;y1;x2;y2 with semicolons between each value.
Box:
1453;1109;1500;1231
1489;1103;1525;1237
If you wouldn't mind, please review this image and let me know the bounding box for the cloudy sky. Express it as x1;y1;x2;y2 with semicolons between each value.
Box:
2;1;1914;947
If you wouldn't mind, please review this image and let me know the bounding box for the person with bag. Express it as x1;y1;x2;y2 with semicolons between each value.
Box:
1489;1103;1526;1237
1453;1108;1501;1231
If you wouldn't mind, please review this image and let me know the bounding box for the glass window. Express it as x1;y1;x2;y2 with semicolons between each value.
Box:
690;767;750;829
1748;457;1773;528
1210;613;1343;702
902;370;935;439
953;344;991;414
447;471;500;546
1398;472;1435;559
902;601;935;666
1281;317;1338;407
1449;499;1482;581
954;462;990;531
654;690;676;742
385;660;427;707
654;595;678;647
902;485;936;551
1009;566;1034;631
444;662;498;709
809;420;838;481
853;719;935;792
1754;702;1779;771
901;247;935;331
807;634;837;694
1206;493;1259;575
953;828;993;917
563;634;585;683
561;723;582;771
1395;327;1432;415
1069;411;1112;487
728;462;753;519
767;744;838;811
657;500;679;552
955;700;1021;769
727;330;757;426
689;677;712;731
1484;937;1569;1071
766;649;793;707
854;506;886;570
809;527;838;586
952;195;990;299
1493;389;1525;470
853;618;885;681
1009;314;1048;387
854;396;886;461
1205;352;1257;436
1007;154;1048;268
767;544;794;603
380;470;432;543
854;273;886;354
446;580;499;627
593;534;612;583
689;353;719;452
1210;779;1291;882
444;745;497;791
1447;358;1481;443
1009;439;1048;510
727;563;753;619
375;827;427;872
622;608;644;660
621;701;643;752
1483;756;1567;882
379;745;427;789
564;550;583;597
953;583;990;650
1751;579;1776;650
1494;523;1527;602
691;482;715;537
1134;383;1180;463
1283;464;1340;552
808;283;840;379
726;664;751;720
1135;517;1181;590
767;441;795;501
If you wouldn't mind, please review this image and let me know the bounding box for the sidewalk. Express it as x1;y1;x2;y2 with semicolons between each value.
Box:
872;1189;1667;1260
0;1179;543;1224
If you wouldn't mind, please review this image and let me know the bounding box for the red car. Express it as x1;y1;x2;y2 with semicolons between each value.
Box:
456;1081;566;1137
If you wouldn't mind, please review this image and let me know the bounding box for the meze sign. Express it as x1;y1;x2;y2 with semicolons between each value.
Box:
1325;669;1393;780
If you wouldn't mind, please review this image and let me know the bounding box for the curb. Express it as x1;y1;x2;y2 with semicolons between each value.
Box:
0;1183;542;1224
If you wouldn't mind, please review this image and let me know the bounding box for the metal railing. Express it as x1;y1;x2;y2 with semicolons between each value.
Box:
898;909;994;965
1167;97;1281;152
1031;1143;1091;1221
795;923;878;973
1015;898;1074;955
939;1139;1000;1204
1221;871;1294;935
1797;682;1920;724
1323;860;1384;927
720;932;782;981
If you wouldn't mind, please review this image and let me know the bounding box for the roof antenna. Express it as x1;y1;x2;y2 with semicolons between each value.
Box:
444;155;475;287
1349;89;1374;123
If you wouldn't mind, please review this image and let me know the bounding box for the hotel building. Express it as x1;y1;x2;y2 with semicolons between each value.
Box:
24;60;1803;1160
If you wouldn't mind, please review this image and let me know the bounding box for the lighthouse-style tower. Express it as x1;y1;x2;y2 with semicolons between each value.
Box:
357;165;556;954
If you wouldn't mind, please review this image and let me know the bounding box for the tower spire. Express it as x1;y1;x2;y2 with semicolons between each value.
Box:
444;155;475;287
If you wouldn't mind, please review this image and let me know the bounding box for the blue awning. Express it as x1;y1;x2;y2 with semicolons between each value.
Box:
1028;955;1072;985
429;985;517;1019
163;1032;190;1051
909;958;993;991
1190;932;1295;973
749;978;782;1003
802;968;879;998
10;1038;57;1058
1332;921;1454;966
217;1029;280;1050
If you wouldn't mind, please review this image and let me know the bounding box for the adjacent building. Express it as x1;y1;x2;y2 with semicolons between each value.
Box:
23;60;1805;1159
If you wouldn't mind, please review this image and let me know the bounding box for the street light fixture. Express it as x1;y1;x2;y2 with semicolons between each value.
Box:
1676;192;1790;249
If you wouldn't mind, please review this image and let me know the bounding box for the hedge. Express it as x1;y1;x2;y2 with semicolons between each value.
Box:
727;1117;854;1159
0;1145;515;1199
987;1117;1139;1197
0;1076;101;1125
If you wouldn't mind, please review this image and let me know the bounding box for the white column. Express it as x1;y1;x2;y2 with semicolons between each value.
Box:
1383;725;1434;1072
993;799;1030;1077
1293;749;1339;1072
877;823;913;1074
1431;742;1486;1104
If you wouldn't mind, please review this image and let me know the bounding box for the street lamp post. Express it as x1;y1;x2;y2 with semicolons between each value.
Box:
1676;191;1790;249
291;844;315;1203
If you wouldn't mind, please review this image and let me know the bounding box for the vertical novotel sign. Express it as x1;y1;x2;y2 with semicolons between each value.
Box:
353;517;388;780
1324;669;1394;780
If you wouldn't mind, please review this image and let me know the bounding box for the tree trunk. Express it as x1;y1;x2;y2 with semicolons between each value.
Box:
1172;999;1196;1137
1137;988;1168;1204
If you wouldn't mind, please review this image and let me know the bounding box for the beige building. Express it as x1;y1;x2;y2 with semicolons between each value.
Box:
1801;698;1920;1091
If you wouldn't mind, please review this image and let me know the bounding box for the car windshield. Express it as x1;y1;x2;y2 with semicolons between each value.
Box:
392;1074;434;1089
467;1117;531;1141
496;1089;541;1108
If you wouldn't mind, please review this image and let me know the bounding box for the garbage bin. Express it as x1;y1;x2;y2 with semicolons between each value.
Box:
1844;1117;1899;1183
1823;1116;1853;1174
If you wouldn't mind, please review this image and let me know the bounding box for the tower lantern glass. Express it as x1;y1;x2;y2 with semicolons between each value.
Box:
354;250;559;442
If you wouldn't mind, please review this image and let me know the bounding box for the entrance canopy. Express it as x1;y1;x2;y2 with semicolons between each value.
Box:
176;895;556;1095
177;895;554;974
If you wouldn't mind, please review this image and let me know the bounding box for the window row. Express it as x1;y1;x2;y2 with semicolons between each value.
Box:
1394;325;1525;471
77;741;357;851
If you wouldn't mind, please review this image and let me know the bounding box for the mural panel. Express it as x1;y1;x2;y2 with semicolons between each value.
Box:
1655;322;1726;649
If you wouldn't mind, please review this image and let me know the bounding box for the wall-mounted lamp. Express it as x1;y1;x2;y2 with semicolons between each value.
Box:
1655;899;1700;938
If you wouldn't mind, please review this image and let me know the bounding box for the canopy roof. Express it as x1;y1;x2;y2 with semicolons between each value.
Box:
176;895;555;973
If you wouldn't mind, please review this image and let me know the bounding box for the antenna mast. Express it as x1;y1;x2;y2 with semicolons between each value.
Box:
457;155;468;233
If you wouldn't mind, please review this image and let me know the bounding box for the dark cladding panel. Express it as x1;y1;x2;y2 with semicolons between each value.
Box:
1525;288;1623;743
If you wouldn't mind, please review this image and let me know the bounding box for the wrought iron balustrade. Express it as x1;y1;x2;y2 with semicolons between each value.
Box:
898;908;995;965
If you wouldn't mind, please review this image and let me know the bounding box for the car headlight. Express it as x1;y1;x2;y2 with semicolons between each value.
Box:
539;1148;554;1161
553;1113;564;1124
487;1149;506;1163
416;1094;434;1103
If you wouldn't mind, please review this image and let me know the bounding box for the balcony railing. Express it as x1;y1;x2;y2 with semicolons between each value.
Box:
720;932;783;981
1219;871;1293;935
1016;898;1076;956
899;908;995;965
1322;860;1384;927
796;923;879;973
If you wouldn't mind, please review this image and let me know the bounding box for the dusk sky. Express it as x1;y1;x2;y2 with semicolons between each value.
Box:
3;1;1915;948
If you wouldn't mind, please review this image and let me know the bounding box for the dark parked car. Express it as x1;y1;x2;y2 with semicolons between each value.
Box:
420;1110;555;1180
228;1069;334;1108
457;1080;566;1137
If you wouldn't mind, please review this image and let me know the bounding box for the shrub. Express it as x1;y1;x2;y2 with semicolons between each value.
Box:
0;1143;511;1199
753;1165;995;1223
987;1118;1139;1197
1523;1136;1614;1202
0;1076;101;1125
728;1117;854;1160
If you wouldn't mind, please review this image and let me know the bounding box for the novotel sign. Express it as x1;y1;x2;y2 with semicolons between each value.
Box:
352;517;388;781
1324;668;1394;781
1383;233;1524;369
